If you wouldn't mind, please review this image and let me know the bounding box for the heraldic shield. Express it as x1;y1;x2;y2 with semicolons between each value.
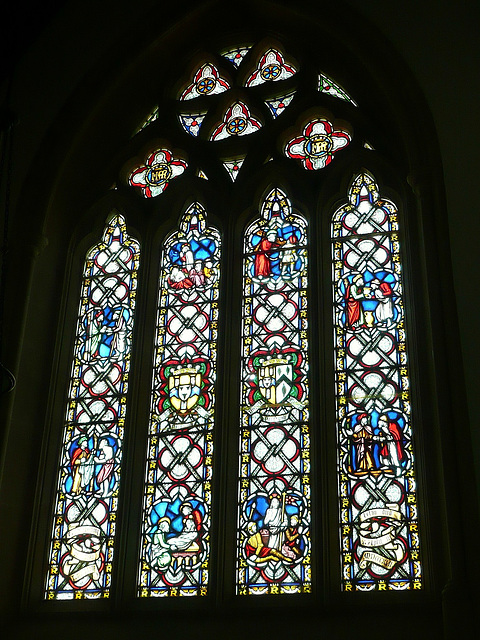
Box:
168;365;202;413
258;357;293;405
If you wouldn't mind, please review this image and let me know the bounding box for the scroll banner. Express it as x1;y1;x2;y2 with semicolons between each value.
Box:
359;550;396;570
357;507;404;570
246;398;304;417
63;525;102;584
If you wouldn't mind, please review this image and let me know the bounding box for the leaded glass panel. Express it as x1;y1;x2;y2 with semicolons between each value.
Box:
129;149;187;198
285;118;351;170
265;92;295;119
222;46;251;67
138;203;220;597
180;63;230;100
223;157;245;181
318;73;357;106
136;106;159;133
236;189;311;596
46;214;140;599
332;172;422;591
210;101;262;141
179;113;206;137
245;49;296;87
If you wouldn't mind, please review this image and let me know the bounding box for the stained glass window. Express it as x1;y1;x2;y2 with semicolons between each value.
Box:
318;73;357;106
179;113;206;137
129;149;187;198
236;188;311;596
210;101;262;141
332;172;422;591
46;214;140;599
222;45;252;67
136;106;159;133
265;92;295;119
223;157;245;181
245;49;296;87
43;36;428;607
180;63;230;100
138;203;221;597
285;118;351;170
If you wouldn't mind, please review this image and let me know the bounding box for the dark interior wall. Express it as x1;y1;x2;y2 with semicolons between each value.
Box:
1;1;479;637
349;0;480;494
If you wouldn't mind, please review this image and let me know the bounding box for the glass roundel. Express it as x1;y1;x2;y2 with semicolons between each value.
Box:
227;117;247;135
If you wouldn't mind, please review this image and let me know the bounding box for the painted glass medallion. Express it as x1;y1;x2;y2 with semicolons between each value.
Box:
285;118;351;170
138;203;220;597
265;92;295;119
223;157;245;181
236;189;311;596
46;214;140;600
245;49;296;87
332;172;422;591
180;63;230;100
179;113;206;137
222;45;251;67
129;149;187;198
318;73;357;106
211;102;262;141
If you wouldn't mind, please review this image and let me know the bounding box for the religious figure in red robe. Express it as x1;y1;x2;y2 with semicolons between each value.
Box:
345;274;365;329
254;230;281;278
167;265;194;290
378;414;405;476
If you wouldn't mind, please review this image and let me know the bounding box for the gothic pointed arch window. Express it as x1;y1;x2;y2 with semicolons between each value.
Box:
37;31;430;609
138;203;221;597
46;215;140;598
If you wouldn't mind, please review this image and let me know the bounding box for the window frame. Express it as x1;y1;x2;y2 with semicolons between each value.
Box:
22;16;449;620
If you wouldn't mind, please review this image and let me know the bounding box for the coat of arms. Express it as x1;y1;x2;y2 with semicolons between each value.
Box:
168;364;202;414
257;355;294;405
246;348;305;416
152;359;212;432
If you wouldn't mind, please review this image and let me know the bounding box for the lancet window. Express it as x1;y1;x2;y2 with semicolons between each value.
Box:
46;215;140;599
43;37;424;603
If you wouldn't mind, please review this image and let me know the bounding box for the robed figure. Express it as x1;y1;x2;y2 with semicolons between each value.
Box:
71;437;94;494
350;414;375;474
167;503;202;552
345;274;365;329
244;521;291;563
378;414;405;476
254;230;282;278
374;280;395;325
